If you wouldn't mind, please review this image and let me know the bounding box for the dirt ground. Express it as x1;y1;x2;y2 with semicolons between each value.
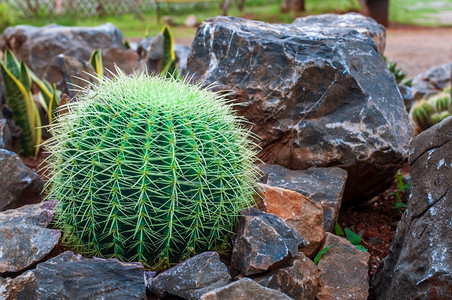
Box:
385;25;452;78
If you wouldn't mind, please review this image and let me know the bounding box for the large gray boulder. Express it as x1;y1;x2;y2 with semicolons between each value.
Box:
372;116;452;299
0;23;139;90
292;12;386;55
0;251;146;299
185;16;412;201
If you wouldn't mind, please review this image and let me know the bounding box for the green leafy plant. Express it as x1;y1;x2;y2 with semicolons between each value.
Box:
334;220;367;252
0;3;17;33
0;49;42;157
313;245;332;265
89;49;104;78
383;56;407;84
411;88;451;132
30;72;61;125
388;170;411;212
43;70;259;270
160;24;180;79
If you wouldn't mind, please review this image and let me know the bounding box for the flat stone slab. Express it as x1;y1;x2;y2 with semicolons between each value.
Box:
0;201;60;274
256;183;324;257
148;252;231;300
253;252;319;300
200;277;292;300
232;208;305;276
316;233;370;300
0;251;146;299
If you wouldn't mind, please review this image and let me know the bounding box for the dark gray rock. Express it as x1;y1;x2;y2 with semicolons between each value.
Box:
56;54;97;99
148;252;231;300
316;233;370;300
0;23;125;89
0;251;146;300
102;47;141;75
292;12;386;55
0;119;12;150
0;202;60;274
200;277;292;300
137;34;164;74
0;149;43;211
174;44;191;74
136;35;189;74
0;271;38;299
185;16;412;202
372;116;452;299
232;208;305;276
253;253;319;300
411;62;452;100
398;83;414;112
259;164;347;232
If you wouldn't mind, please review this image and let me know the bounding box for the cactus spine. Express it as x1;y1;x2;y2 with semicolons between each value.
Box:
43;71;259;270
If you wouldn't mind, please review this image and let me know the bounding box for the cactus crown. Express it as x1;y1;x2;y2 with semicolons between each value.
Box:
43;71;259;270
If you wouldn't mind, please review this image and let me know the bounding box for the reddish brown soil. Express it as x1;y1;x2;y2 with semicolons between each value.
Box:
338;163;410;281
385;25;452;78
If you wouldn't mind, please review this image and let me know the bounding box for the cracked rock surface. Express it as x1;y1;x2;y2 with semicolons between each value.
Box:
185;16;412;201
0;201;59;274
200;277;292;300
0;149;43;211
148;252;231;300
0;251;146;299
232;208;305;276
292;12;386;55
258;164;347;232
372;116;452;299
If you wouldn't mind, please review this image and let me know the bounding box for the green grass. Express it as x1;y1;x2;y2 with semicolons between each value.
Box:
390;0;452;26
7;0;451;40
8;0;360;39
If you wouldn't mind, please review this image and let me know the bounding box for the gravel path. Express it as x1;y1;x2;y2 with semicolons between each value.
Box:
384;26;452;79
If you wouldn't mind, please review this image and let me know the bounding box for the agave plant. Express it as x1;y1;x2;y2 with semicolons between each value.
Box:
89;48;103;78
160;24;180;78
30;72;61;125
43;70;259;270
0;49;41;157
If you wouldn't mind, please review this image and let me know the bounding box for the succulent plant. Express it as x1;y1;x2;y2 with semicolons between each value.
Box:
43;71;259;270
1;49;42;157
410;89;451;133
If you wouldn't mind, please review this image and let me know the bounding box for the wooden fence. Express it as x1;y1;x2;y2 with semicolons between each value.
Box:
0;0;218;17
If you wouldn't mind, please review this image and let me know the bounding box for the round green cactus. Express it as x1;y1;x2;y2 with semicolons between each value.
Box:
43;71;259;270
411;89;452;133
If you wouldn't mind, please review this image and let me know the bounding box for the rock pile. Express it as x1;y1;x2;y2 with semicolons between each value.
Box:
185;16;412;201
1;13;450;300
